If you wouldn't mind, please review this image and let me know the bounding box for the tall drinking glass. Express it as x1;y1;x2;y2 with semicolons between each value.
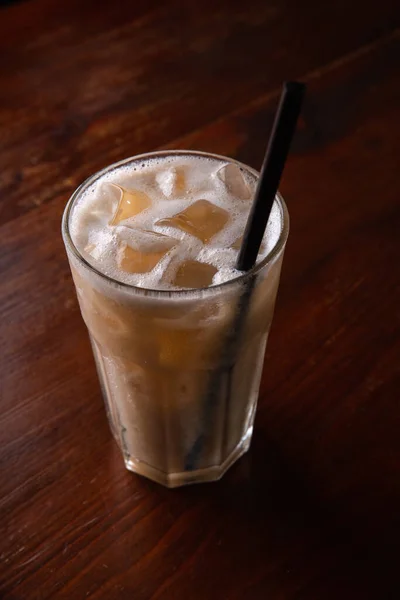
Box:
62;151;289;487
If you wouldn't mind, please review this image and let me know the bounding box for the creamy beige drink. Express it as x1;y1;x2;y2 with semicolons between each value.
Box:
62;151;288;487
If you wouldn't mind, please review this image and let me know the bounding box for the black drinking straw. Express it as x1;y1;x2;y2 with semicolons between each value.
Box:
185;82;305;472
237;81;305;271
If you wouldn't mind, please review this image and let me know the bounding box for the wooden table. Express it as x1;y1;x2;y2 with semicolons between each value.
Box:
1;1;399;598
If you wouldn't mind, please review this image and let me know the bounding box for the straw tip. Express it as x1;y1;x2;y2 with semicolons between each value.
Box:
284;80;306;95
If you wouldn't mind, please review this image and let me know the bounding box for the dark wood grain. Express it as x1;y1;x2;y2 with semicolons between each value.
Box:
1;1;400;599
1;0;399;226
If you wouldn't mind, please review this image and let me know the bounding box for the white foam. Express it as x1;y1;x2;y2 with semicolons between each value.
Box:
69;155;283;290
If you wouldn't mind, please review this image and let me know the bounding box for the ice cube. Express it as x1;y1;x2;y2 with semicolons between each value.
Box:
84;229;115;260
117;230;176;274
156;166;186;197
156;199;229;243
109;184;151;225
90;184;118;220
84;242;106;261
173;260;217;289
217;163;251;199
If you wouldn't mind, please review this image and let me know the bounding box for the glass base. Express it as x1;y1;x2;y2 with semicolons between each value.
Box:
123;426;253;488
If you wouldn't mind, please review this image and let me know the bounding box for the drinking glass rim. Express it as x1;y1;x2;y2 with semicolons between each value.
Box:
62;150;289;298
